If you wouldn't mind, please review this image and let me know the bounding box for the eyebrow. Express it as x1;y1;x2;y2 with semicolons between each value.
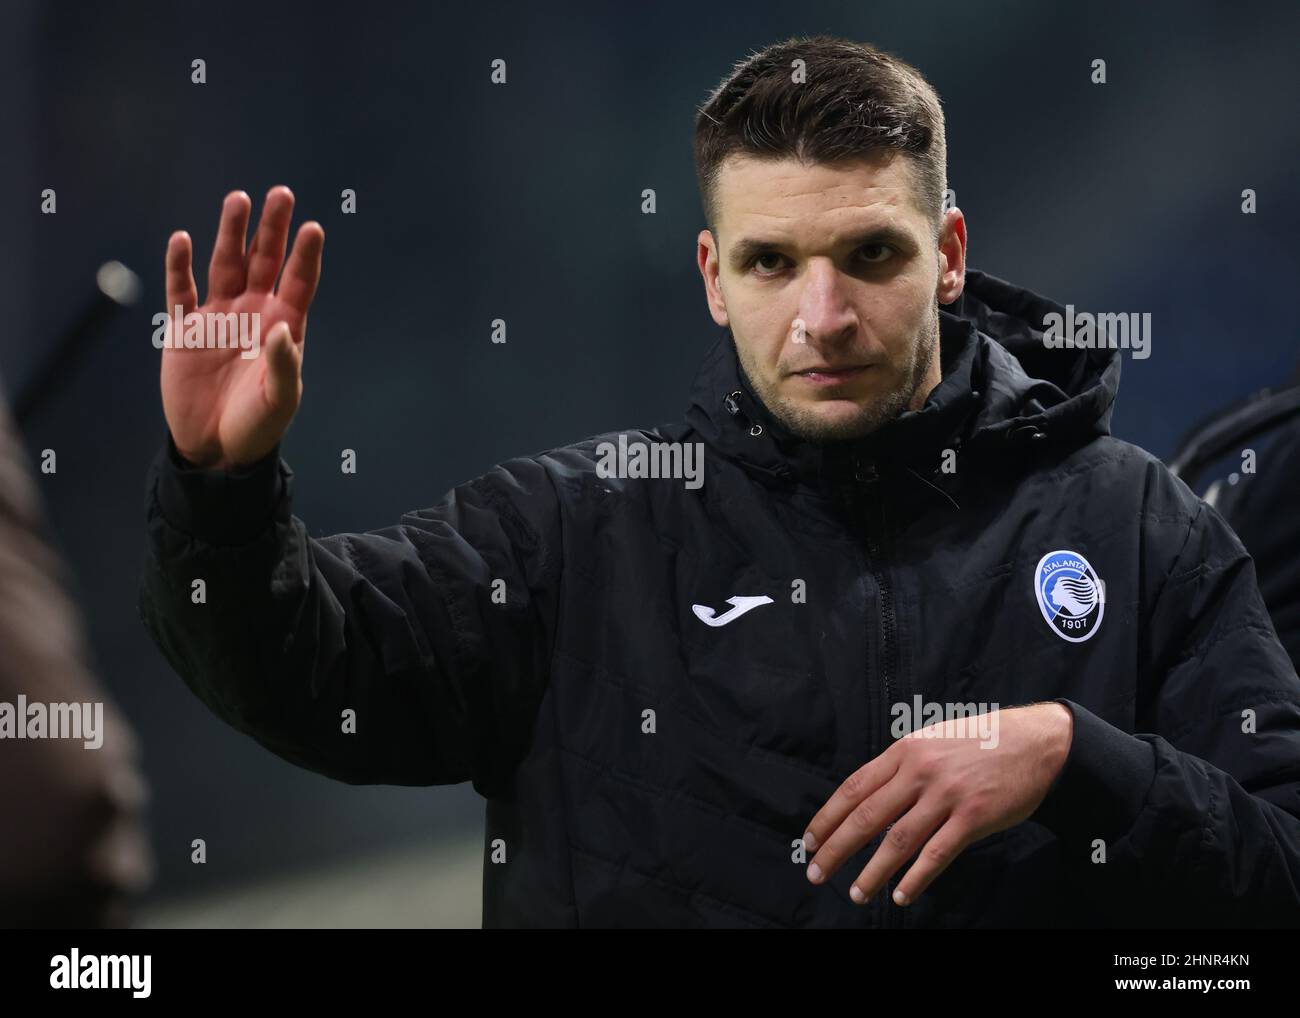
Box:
728;226;917;269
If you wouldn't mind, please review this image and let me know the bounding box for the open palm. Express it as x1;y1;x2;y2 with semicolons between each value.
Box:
161;186;324;469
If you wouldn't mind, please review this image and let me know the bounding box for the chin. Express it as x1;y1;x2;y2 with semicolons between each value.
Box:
777;400;879;442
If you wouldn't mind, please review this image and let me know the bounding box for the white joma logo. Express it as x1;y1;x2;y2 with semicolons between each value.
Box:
692;595;774;627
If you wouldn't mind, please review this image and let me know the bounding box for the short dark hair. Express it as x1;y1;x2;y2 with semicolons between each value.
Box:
694;35;947;240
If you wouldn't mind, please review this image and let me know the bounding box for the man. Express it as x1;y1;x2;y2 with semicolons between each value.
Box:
139;35;1300;927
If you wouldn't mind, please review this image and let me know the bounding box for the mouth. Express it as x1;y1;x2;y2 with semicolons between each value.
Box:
792;365;872;386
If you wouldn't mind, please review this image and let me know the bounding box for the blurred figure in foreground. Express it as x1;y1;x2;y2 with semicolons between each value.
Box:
0;389;152;927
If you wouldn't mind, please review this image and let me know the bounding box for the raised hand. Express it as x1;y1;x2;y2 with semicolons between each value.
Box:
160;186;324;469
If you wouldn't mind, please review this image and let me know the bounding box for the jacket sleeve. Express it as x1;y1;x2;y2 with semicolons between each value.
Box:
138;435;565;795
1030;485;1300;927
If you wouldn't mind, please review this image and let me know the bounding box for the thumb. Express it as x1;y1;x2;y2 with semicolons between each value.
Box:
263;322;302;413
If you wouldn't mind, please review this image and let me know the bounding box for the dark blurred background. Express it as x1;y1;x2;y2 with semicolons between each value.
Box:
1;0;1297;925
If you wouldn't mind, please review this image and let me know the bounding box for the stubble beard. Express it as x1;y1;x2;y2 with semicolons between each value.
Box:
736;301;941;444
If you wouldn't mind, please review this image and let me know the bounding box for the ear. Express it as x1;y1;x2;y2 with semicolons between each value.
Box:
935;207;967;305
697;228;730;327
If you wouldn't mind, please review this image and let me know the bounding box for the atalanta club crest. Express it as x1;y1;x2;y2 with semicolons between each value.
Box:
1034;549;1105;643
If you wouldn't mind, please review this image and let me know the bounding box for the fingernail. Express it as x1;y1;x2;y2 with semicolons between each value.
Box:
807;862;822;883
893;889;910;906
850;885;865;904
802;831;817;851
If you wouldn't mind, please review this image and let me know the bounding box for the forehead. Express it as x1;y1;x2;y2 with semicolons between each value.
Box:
712;152;925;241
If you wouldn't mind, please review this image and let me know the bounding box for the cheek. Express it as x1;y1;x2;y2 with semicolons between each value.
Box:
733;326;780;377
731;313;792;367
746;333;787;375
873;283;934;355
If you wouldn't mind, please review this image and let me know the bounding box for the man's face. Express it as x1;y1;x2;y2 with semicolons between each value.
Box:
698;153;967;441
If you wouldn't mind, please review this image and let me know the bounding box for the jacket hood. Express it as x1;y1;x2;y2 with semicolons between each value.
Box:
682;268;1121;499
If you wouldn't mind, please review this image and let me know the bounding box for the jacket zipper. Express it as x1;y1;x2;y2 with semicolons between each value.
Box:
853;459;895;730
854;458;903;929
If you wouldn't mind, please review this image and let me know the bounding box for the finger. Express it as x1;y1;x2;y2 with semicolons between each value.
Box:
888;815;972;907
247;185;296;293
277;221;325;316
165;231;198;318
848;802;950;905
803;748;899;859
206;190;251;302
806;775;912;885
263;322;302;414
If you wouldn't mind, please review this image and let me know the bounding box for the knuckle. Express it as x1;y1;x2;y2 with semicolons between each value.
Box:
923;838;957;867
849;800;877;833
913;746;944;780
958;791;993;821
934;776;964;801
886;824;912;852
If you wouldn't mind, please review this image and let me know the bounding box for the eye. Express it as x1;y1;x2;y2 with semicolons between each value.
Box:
857;243;894;264
750;251;788;276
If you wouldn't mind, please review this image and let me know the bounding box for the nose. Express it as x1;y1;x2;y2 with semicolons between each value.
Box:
793;257;858;348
